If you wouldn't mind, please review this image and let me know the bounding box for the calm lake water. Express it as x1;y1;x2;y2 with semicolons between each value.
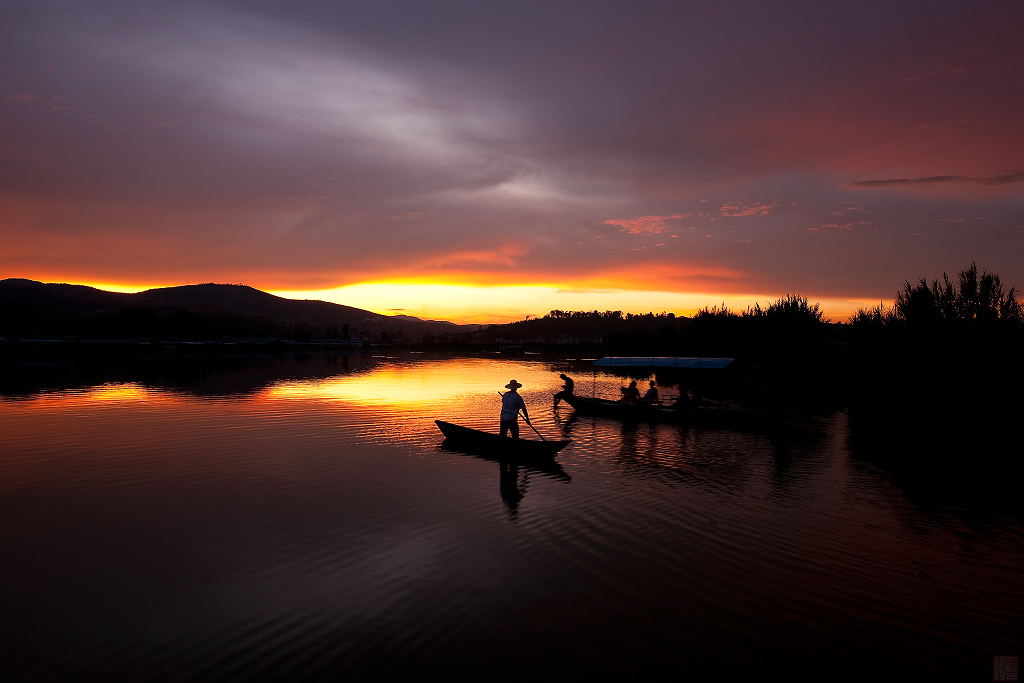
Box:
2;353;1021;681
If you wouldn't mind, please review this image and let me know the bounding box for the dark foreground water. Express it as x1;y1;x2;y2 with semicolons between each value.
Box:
2;353;1021;681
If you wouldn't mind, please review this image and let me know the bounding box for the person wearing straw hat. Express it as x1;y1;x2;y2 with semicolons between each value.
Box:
499;379;531;439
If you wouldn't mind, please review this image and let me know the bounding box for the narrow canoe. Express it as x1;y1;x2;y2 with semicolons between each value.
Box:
434;420;571;458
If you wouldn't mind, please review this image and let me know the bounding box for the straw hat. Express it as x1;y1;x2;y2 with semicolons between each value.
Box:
505;379;523;389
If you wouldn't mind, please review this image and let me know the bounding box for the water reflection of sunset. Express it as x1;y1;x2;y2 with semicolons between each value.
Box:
2;359;567;423
82;383;169;404
3;355;1021;680
262;357;569;434
265;358;561;407
3;383;185;408
3;357;575;453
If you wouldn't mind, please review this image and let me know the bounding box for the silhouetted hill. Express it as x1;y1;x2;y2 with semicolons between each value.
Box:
1;279;135;329
134;284;383;329
0;279;476;341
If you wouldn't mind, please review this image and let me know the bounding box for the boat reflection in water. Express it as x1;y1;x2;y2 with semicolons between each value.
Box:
1;353;1021;681
434;419;571;521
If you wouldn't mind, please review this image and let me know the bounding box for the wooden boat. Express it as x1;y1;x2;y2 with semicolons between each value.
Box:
560;394;688;421
434;420;571;458
559;393;777;427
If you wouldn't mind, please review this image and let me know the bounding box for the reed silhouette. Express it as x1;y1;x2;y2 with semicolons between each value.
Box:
847;264;1023;451
851;263;1022;328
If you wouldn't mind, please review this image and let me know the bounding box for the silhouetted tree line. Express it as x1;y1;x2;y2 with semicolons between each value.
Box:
488;266;1023;429
544;310;678;321
596;294;836;407
546;310;625;320
478;309;682;347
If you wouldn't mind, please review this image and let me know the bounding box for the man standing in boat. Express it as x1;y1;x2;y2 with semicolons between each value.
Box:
499;379;531;439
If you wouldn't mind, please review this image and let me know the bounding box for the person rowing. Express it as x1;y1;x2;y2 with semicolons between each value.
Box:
499;379;531;439
553;373;574;407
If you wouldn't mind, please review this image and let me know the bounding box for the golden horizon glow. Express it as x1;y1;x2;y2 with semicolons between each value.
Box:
23;278;176;294
79;282;170;294
21;276;874;324
271;282;871;324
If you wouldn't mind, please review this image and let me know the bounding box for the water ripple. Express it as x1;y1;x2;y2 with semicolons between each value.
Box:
3;359;1022;681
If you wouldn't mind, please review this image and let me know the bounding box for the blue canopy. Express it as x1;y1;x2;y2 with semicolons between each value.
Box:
593;357;734;369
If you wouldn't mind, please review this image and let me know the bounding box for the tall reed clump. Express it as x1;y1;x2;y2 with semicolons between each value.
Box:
851;263;1022;329
894;263;1022;327
744;294;825;323
847;264;1023;450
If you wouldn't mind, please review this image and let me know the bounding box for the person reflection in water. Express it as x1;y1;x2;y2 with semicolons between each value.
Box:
673;388;694;412
553;373;574;407
499;379;531;439
499;461;526;519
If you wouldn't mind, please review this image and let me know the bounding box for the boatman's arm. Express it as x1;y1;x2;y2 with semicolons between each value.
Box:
516;395;532;421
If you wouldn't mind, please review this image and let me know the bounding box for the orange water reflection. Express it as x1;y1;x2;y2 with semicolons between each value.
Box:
2;358;575;453
9;383;185;407
264;361;499;405
262;357;568;430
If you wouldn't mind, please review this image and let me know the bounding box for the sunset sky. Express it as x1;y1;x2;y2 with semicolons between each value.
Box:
3;1;1022;323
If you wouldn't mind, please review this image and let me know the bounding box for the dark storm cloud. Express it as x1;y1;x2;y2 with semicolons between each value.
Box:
845;170;1024;190
2;0;1023;307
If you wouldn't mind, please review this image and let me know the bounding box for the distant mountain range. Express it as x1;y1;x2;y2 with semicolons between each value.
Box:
0;279;479;340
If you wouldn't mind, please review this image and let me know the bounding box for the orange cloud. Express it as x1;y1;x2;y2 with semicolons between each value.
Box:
575;261;752;293
820;220;872;230
604;214;685;234
719;200;779;217
423;242;531;269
